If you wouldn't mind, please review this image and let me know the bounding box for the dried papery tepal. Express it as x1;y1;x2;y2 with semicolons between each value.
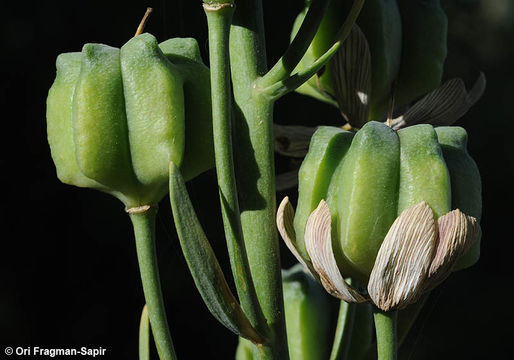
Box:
276;121;482;312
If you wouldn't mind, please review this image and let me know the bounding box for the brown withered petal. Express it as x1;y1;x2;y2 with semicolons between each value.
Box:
390;73;486;130
276;197;319;280
424;209;480;291
368;202;437;312
331;24;371;129
304;200;367;303
273;123;318;158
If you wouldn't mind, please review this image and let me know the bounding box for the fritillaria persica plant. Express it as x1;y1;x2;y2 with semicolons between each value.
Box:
47;1;484;359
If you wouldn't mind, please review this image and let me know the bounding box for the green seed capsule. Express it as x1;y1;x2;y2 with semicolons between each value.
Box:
397;124;451;217
294;126;354;259
395;0;448;108
47;52;104;191
435;126;482;269
159;38;214;181
293;122;480;284
47;33;214;208
336;121;400;282
73;44;137;196
121;33;185;200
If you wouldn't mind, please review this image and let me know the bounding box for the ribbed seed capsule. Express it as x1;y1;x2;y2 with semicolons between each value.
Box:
47;52;103;190
435;126;482;269
397;124;451;217
121;33;185;199
73;44;137;195
294;127;354;259
336;121;400;282
159;38;214;181
47;34;215;208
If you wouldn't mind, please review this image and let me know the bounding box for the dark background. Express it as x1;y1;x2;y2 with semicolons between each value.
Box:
1;0;511;359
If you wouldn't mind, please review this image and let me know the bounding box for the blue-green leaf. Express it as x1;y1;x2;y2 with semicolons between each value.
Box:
168;161;265;344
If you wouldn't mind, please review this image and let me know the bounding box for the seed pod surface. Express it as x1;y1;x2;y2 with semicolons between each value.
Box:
294;126;354;259
436;126;482;269
336;121;400;282
397;124;451;218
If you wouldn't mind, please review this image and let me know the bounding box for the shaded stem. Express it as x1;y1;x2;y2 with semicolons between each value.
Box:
229;0;288;358
263;40;342;100
204;2;268;334
329;301;356;360
130;207;177;360
373;308;398;360
138;305;150;360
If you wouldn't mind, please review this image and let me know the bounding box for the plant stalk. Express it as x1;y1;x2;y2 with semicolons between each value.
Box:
229;0;288;358
203;2;267;334
374;308;398;360
130;207;177;360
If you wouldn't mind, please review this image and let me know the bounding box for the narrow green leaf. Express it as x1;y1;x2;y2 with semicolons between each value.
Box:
139;304;150;360
329;300;356;360
168;161;266;344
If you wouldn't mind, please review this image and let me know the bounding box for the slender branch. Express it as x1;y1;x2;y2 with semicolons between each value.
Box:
258;0;331;88
374;308;398;360
329;301;356;360
203;1;268;334
258;0;365;97
139;305;150;360
262;40;341;100
130;207;177;360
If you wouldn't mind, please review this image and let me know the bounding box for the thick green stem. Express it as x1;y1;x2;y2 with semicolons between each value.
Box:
229;1;288;358
204;2;267;333
130;207;177;360
374;309;397;360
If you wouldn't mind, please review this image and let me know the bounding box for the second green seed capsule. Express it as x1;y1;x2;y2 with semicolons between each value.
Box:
294;122;481;284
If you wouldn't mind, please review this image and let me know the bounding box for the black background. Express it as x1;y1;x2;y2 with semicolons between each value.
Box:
1;0;512;359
